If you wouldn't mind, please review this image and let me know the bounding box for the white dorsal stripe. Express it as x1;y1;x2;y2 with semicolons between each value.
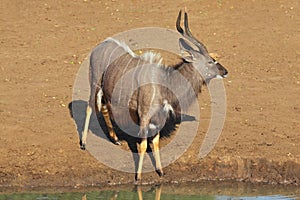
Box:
140;51;163;65
105;37;163;66
105;37;137;58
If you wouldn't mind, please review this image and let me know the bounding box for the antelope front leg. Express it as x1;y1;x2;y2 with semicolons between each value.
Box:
152;132;163;177
101;105;120;145
81;104;92;150
136;138;147;182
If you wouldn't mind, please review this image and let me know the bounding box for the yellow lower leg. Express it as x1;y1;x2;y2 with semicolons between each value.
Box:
136;138;147;181
81;105;92;149
101;105;119;144
152;133;163;176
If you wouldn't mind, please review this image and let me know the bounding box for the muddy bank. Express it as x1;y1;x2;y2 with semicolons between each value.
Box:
1;156;299;188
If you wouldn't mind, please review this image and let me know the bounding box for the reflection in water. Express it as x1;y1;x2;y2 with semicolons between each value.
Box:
0;182;299;199
82;185;163;200
137;185;162;200
78;184;299;200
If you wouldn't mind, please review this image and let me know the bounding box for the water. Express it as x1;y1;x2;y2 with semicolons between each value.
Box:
0;182;299;200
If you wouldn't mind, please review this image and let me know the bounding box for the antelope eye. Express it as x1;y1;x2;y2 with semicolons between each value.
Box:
208;61;214;64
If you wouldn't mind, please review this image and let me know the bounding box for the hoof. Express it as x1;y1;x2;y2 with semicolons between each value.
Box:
134;174;142;184
80;142;86;150
156;169;164;177
79;140;86;150
134;178;142;185
114;140;121;146
80;145;86;150
110;138;121;145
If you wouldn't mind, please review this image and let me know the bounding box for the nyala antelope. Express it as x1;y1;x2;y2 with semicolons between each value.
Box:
81;10;228;181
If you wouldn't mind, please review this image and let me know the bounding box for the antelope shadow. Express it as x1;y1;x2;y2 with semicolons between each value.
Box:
68;100;196;177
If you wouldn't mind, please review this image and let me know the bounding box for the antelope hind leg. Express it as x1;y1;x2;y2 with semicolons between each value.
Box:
96;88;120;145
101;105;120;145
81;104;92;150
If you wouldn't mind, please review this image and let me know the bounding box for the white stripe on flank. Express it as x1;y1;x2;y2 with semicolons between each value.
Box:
150;85;156;108
149;63;157;119
103;44;122;82
130;58;141;101
102;38;137;96
149;61;157;108
118;56;133;104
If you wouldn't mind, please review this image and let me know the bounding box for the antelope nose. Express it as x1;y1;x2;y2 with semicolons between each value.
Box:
223;68;228;78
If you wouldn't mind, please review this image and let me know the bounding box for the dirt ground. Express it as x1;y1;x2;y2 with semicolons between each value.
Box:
0;0;299;188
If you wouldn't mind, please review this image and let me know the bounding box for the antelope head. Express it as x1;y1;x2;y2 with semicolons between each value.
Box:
176;10;228;83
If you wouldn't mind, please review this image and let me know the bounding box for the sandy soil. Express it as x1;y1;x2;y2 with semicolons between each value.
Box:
0;0;299;188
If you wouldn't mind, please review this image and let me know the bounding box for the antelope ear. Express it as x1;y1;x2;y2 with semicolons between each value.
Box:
179;38;197;62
